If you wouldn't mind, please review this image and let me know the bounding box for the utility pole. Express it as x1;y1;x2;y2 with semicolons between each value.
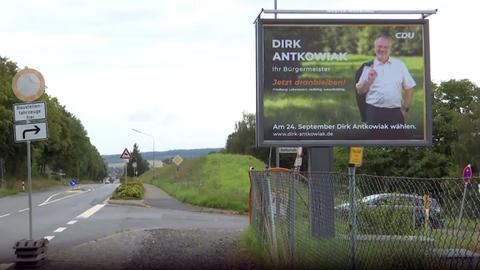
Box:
131;129;155;180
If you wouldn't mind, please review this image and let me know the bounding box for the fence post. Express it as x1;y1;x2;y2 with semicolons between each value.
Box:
457;182;469;229
263;172;279;265
348;164;358;270
288;173;296;266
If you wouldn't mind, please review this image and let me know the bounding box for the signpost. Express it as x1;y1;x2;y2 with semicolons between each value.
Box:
349;147;364;167
11;68;47;241
347;146;363;269
120;148;131;183
173;155;183;166
14;123;48;142
13;102;47;122
68;179;77;189
458;164;472;228
132;161;138;176
173;155;183;175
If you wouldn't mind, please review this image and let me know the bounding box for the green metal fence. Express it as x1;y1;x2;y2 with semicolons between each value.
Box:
249;169;480;270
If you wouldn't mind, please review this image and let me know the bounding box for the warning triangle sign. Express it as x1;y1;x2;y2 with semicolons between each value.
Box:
120;148;131;160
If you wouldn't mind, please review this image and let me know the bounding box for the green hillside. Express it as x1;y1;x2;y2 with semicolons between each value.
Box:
140;153;265;212
102;148;222;165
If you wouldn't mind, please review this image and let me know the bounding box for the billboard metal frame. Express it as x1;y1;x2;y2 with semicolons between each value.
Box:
255;18;432;147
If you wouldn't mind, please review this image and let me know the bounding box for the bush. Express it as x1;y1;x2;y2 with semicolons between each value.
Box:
112;182;145;200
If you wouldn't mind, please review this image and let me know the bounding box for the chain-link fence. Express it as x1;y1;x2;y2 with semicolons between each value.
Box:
249;169;480;270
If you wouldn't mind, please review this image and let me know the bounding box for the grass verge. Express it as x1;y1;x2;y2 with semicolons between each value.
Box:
0;178;101;198
239;226;272;269
1;178;65;198
141;153;265;212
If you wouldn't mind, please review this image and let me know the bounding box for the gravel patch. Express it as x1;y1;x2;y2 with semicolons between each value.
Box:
126;228;257;270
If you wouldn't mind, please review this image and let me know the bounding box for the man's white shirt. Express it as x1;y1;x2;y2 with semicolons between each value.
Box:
357;57;416;108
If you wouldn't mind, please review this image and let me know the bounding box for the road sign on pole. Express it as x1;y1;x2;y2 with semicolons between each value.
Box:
11;68;47;241
14;123;48;142
13;102;47;122
349;147;364;167
463;164;472;184
12;68;46;102
120;148;131;160
173;155;183;166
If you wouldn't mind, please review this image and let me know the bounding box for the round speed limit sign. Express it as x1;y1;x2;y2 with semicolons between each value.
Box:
12;68;45;102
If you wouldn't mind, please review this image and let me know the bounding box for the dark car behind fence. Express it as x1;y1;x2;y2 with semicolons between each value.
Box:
249;170;480;270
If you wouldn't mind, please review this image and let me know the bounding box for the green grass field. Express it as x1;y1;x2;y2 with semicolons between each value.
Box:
141;153;265;212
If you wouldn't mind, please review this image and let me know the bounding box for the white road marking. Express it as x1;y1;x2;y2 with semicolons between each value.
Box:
18;208;29;213
38;192;62;206
0;263;14;270
67;220;77;225
54;227;67;233
0;213;11;218
38;188;92;206
77;204;105;219
44;236;55;241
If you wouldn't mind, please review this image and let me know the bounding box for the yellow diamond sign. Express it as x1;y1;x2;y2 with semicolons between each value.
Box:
172;155;183;166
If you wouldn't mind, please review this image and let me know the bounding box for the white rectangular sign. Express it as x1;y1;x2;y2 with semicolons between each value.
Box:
13;102;47;122
14;122;48;142
278;147;300;154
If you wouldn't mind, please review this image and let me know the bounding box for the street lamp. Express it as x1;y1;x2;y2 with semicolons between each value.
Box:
131;128;155;180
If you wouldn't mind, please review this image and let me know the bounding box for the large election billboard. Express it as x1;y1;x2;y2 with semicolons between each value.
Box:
255;19;432;146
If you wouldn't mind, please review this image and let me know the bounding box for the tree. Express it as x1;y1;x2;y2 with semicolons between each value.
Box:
0;55;107;181
225;112;270;163
127;143;149;177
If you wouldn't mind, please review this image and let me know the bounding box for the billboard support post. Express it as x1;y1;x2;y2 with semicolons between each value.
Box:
308;147;335;238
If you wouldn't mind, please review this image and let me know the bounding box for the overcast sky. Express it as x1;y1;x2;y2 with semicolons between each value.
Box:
1;0;477;155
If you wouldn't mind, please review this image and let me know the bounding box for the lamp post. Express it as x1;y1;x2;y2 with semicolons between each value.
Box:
131;129;155;180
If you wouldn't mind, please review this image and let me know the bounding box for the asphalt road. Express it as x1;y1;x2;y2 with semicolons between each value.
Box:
0;183;249;269
0;183;118;263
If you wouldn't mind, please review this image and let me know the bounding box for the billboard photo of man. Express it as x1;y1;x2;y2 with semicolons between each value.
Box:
355;34;416;138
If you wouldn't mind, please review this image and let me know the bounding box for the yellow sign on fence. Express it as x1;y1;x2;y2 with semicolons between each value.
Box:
349;147;364;167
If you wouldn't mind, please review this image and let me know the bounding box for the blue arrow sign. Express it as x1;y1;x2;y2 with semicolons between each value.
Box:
69;179;77;188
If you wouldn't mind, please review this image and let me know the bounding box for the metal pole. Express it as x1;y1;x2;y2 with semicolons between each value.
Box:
348;164;357;270
152;137;155;180
124;162;128;184
275;148;279;168
265;175;278;265
27;140;33;240
274;0;277;19
131;129;155;180
457;183;469;229
268;147;272;168
288;173;296;266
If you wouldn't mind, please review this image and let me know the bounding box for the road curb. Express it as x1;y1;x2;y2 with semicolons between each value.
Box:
107;199;150;208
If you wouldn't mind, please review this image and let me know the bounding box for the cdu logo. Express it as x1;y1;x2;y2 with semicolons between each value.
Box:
395;32;416;39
